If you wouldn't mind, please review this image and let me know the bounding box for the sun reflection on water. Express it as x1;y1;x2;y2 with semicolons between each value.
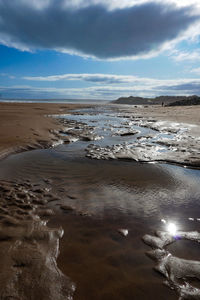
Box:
161;219;178;236
166;222;177;236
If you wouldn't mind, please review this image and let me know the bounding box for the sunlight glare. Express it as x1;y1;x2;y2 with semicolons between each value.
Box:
167;222;177;236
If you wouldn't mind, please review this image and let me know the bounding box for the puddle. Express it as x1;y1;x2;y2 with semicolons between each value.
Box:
143;228;200;299
51;105;200;168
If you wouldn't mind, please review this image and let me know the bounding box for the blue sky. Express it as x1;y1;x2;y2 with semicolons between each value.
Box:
1;0;200;100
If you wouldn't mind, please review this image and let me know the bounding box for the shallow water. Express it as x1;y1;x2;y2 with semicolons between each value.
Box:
0;105;200;299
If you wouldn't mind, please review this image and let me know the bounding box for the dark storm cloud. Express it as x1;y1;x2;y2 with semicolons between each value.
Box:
0;0;198;59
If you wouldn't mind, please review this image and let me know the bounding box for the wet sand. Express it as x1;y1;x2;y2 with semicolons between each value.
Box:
0;150;199;300
122;104;200;137
0;103;199;158
0;102;200;300
0;102;89;159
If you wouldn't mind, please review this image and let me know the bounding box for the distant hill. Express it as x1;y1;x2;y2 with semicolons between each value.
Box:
166;95;200;106
112;95;200;106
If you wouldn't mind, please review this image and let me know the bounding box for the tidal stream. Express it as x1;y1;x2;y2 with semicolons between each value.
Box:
0;105;200;300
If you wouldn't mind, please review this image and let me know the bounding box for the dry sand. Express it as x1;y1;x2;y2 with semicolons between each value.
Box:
0;102;90;159
131;104;200;136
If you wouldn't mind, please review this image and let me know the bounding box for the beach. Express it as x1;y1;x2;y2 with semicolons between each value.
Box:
0;102;199;156
0;102;200;300
126;104;200;136
0;102;89;159
2;0;200;298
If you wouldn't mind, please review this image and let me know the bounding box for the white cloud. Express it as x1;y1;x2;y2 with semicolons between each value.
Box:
22;72;200;88
0;73;16;79
170;49;200;62
23;73;145;84
53;0;200;11
2;74;200;99
190;67;200;74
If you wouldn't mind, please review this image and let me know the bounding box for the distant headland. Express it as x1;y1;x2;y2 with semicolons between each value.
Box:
112;95;200;106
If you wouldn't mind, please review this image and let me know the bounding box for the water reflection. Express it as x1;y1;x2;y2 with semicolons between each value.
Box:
166;222;178;236
0;149;199;221
0;105;199;299
144;219;200;299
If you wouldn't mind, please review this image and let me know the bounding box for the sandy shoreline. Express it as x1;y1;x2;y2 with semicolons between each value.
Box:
0;102;199;299
113;104;200;137
0;103;199;156
0;102;199;163
0;102;90;159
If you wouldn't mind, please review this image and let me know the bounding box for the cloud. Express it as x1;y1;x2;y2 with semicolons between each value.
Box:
0;0;198;59
22;73;200;97
190;67;200;74
23;73;140;84
0;73;15;79
159;82;200;94
22;73;200;90
170;49;200;61
2;76;200;99
15;0;200;11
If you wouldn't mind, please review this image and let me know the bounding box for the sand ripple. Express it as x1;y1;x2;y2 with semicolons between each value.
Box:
0;180;75;300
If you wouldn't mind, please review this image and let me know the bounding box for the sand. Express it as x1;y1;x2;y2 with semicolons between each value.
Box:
128;104;200;136
0;102;91;299
0;102;89;159
0;101;199;159
0;102;199;300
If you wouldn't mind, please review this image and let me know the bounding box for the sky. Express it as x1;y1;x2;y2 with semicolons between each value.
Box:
0;0;200;100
